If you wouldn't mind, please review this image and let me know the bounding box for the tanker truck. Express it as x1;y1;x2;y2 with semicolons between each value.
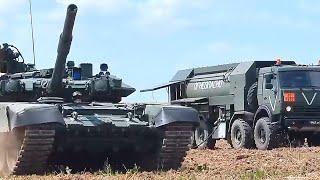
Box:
142;60;320;150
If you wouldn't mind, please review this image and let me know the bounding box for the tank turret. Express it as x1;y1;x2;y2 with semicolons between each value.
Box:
0;3;135;103
66;62;136;103
48;4;77;96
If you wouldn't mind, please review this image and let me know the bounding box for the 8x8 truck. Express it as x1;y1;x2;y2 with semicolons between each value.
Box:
142;60;320;150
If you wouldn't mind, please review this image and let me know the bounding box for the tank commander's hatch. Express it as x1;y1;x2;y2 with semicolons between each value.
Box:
0;46;7;73
0;44;27;74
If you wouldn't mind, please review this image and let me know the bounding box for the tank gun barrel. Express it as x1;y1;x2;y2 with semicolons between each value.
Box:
48;4;77;95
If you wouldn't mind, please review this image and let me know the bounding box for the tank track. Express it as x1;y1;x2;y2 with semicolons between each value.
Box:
158;123;193;170
11;125;55;175
9;123;192;173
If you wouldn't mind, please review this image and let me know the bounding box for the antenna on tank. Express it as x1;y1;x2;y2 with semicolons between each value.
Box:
28;0;36;66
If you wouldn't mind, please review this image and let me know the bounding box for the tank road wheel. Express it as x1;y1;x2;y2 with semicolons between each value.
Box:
192;119;215;149
254;117;278;150
230;119;253;149
0;125;56;175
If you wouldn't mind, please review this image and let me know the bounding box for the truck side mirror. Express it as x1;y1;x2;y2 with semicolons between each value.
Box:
265;83;273;89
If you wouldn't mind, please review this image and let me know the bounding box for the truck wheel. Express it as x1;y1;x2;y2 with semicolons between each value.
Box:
247;82;258;111
193;120;215;149
254;117;277;150
230;119;253;149
307;134;320;146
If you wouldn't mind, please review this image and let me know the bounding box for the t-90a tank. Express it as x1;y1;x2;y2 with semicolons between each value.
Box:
0;4;199;175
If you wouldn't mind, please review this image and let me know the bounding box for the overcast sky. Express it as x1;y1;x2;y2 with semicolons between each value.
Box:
1;0;320;102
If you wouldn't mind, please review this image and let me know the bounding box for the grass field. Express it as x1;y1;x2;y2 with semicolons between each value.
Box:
2;140;320;180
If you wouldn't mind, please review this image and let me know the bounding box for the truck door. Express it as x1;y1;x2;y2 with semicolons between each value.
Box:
263;73;280;114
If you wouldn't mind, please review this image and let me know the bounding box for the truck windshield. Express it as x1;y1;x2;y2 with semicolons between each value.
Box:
279;71;320;88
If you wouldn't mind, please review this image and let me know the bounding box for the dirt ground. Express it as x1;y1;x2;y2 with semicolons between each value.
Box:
4;140;320;180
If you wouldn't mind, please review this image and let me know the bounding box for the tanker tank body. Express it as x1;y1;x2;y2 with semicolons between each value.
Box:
184;64;235;98
0;4;199;176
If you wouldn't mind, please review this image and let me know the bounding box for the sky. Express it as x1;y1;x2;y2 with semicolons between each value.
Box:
1;0;320;102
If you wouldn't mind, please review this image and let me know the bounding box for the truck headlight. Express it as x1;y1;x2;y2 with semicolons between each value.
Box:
286;106;292;112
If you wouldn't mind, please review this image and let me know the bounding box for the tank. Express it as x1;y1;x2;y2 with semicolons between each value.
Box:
0;4;199;175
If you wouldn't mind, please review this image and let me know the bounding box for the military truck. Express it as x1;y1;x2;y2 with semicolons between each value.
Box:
0;4;199;175
142;60;320;150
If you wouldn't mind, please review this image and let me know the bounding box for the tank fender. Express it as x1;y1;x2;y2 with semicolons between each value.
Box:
151;105;200;128
228;111;254;132
253;105;272;125
1;103;65;131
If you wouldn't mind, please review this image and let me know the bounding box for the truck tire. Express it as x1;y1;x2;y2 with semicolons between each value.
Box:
247;82;258;111
192;120;215;149
230;119;254;149
254;117;278;150
307;134;320;147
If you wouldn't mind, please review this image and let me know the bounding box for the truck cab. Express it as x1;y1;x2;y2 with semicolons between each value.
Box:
254;64;320;149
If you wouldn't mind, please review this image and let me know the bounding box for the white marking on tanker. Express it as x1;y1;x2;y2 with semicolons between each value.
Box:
194;80;224;90
302;92;317;105
268;95;278;111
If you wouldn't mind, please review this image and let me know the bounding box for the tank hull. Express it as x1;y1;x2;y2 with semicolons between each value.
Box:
0;103;196;175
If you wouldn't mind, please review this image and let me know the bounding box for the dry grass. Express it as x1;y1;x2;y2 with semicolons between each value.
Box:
2;140;320;180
